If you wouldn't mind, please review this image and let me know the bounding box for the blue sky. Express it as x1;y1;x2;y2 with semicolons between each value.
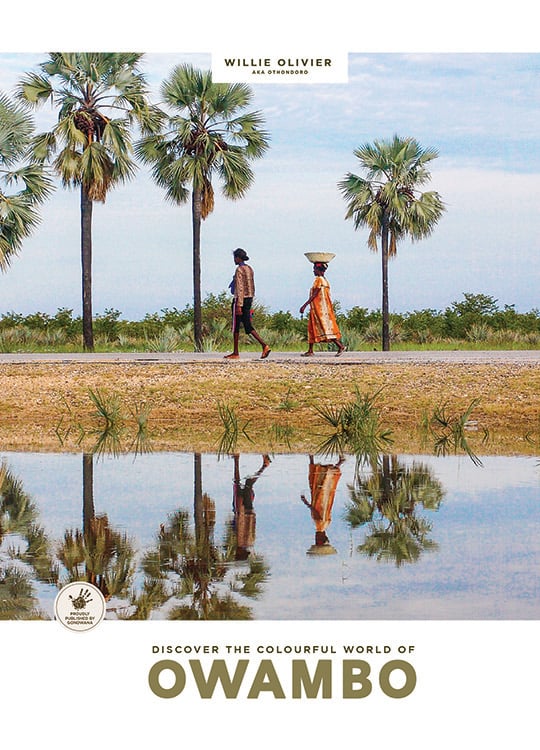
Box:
1;50;539;319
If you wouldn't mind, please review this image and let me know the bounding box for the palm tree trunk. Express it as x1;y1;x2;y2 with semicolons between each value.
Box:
81;185;94;351
381;213;390;351
193;452;204;548
192;187;203;351
82;452;95;535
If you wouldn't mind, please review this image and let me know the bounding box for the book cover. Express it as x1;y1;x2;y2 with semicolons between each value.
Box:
1;3;538;747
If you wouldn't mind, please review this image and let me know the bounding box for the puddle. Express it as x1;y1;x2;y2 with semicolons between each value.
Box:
1;450;539;620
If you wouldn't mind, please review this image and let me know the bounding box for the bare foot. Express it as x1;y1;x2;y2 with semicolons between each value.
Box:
224;353;239;359
261;345;271;359
301;351;314;357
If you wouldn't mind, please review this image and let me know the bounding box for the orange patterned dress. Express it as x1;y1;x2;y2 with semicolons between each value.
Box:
307;275;341;344
307;460;342;534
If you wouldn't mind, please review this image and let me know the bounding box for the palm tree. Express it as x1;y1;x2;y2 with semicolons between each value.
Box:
0;92;53;270
18;53;161;351
339;135;445;351
136;64;270;351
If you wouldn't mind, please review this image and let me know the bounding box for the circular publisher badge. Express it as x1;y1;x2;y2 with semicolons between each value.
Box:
54;582;106;632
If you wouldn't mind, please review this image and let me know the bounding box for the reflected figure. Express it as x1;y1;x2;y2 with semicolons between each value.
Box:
301;455;344;555
232;454;271;561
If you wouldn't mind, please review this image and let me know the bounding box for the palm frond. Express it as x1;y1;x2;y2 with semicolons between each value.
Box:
0;94;53;267
340;134;445;261
140;63;269;208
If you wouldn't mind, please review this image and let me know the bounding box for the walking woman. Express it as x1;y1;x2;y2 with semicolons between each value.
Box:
299;261;346;356
225;248;271;360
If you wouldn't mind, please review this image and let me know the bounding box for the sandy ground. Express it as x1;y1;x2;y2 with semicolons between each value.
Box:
0;351;538;454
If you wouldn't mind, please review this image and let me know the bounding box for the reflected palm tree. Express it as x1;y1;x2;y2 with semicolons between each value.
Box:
0;460;58;619
56;452;136;602
131;453;270;620
142;504;250;620
0;565;48;620
345;455;444;567
56;410;154;611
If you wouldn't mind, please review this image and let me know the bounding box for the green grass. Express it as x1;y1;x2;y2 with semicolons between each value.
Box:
0;330;538;354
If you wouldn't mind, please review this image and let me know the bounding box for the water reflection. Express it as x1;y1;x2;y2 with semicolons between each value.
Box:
231;454;271;560
301;455;344;555
58;452;136;602
345;455;444;566
0;461;58;619
1;450;539;620
130;453;270;620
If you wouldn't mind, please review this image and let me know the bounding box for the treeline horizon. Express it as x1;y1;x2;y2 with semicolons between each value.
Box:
1;291;539;351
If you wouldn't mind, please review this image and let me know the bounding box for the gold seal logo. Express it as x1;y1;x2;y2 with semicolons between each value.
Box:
54;582;106;632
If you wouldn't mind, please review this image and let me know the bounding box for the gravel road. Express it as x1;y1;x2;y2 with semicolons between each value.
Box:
1;350;539;364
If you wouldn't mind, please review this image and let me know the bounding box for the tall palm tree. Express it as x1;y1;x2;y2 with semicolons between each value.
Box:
339;135;445;351
0;92;53;270
18;53;161;351
137;64;270;351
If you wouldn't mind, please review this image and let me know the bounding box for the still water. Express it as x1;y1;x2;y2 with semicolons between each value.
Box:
1;450;539;620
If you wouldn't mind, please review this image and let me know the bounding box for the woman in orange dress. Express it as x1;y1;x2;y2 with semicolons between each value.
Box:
299;261;346;356
300;454;345;554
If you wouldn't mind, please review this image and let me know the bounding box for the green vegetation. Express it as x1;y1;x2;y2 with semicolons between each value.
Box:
421;398;485;467
217;401;252;455
1;291;539;352
315;387;394;459
55;387;154;457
